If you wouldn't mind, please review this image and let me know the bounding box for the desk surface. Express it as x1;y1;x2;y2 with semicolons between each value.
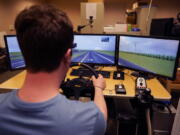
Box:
0;67;171;100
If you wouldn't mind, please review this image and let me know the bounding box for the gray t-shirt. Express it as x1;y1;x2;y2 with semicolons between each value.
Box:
0;90;106;135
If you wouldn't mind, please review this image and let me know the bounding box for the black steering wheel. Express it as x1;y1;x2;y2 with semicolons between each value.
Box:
61;63;98;100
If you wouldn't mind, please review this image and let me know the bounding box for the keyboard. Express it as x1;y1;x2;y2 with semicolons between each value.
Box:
70;69;111;78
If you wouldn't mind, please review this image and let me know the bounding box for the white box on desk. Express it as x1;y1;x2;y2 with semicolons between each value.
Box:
114;24;128;32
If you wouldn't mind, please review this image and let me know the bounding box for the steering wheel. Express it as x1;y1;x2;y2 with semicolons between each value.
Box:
61;63;98;100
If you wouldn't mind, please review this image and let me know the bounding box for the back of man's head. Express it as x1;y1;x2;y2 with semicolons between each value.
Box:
15;4;74;73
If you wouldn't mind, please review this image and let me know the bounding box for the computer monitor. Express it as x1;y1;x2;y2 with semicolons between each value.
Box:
4;35;25;70
72;34;117;66
118;35;180;80
150;18;174;36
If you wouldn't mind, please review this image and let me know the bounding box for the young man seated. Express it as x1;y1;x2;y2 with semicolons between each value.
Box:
0;4;107;135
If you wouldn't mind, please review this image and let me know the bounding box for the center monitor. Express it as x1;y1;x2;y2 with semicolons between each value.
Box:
72;34;117;66
118;35;180;80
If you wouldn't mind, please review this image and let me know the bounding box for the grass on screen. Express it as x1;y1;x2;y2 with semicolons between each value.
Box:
119;52;175;77
10;52;24;60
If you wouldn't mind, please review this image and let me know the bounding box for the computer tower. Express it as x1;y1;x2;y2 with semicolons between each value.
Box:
152;105;176;135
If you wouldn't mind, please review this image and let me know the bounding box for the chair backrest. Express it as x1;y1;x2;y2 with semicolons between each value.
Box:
171;98;180;135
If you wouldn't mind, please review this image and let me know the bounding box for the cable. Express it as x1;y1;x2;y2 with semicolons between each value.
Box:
124;72;136;81
153;101;172;114
117;119;119;135
146;0;153;35
135;123;138;135
146;108;152;135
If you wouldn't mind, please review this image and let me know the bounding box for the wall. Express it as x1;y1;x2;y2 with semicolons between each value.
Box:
0;0;179;33
0;0;45;33
153;0;180;19
104;0;132;25
103;0;180;26
45;0;86;31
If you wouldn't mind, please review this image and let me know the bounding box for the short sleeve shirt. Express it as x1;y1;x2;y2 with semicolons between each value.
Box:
0;90;106;135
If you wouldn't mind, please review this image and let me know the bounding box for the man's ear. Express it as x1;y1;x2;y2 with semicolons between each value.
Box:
63;48;72;65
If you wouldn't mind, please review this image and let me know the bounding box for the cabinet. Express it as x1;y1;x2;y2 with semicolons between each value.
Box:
166;68;180;92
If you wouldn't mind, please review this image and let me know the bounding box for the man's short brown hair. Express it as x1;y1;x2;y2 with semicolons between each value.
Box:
15;4;74;72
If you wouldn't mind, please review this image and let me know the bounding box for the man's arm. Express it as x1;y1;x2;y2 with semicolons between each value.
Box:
92;74;107;120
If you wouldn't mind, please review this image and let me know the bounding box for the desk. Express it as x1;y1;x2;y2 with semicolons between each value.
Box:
0;66;171;100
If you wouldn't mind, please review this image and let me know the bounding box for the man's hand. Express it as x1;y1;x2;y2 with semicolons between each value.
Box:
92;74;107;120
92;74;106;91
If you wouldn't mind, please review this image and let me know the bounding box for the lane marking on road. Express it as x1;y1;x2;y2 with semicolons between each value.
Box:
95;52;114;63
12;61;24;65
12;61;25;67
15;65;25;68
80;52;90;63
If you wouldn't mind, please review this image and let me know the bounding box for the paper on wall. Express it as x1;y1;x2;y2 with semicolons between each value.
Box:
86;3;97;19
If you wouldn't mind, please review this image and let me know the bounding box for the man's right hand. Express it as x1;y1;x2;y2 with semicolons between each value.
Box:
92;74;107;120
91;74;106;91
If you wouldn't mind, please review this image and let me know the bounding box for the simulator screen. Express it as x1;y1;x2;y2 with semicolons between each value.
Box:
5;36;25;69
118;36;179;78
72;35;116;65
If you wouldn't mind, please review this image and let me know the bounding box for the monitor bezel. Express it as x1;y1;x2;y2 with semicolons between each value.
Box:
72;33;118;66
4;35;26;70
117;34;180;80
